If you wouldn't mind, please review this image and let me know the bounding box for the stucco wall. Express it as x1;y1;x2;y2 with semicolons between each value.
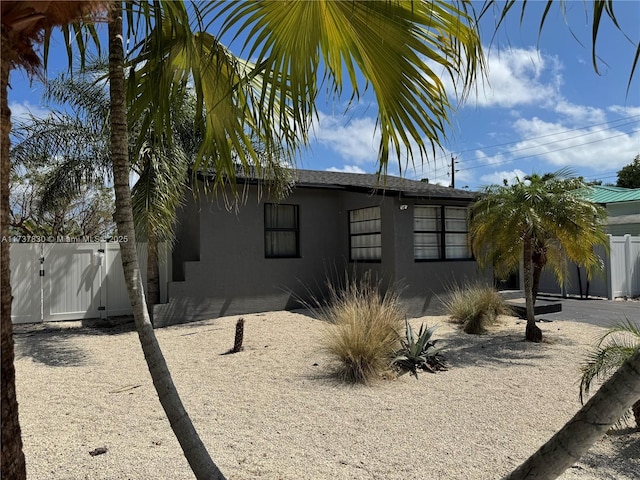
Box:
155;184;486;326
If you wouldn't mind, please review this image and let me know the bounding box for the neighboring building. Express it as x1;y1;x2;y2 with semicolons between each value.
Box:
586;185;640;235
154;170;487;327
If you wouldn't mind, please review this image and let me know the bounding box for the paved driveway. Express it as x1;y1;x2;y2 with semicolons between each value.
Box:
537;294;639;328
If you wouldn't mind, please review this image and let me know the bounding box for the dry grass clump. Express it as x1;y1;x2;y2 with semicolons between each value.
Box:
442;281;512;334
317;274;404;384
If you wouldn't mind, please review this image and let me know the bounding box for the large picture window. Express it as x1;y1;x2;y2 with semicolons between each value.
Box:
265;203;299;258
349;206;381;261
414;205;471;260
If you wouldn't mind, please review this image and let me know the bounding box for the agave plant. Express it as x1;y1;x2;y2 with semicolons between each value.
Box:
580;318;640;429
391;320;446;379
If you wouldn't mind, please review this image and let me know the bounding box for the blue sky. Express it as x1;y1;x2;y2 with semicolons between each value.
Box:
8;1;640;191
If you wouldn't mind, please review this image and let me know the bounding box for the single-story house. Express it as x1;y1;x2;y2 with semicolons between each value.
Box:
153;170;489;327
585;185;640;235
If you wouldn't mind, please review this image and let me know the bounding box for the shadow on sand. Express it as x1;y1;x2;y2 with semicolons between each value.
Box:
439;318;582;369
13;316;135;367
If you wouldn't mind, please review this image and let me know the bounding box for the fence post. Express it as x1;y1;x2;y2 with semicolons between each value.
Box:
624;234;632;298
99;241;107;319
605;235;613;300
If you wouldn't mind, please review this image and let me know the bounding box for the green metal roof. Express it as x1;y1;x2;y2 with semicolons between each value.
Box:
582;185;640;204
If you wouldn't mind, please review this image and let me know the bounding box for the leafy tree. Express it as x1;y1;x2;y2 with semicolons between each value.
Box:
9;165;115;239
470;171;608;343
10;91;115;240
616;154;640;188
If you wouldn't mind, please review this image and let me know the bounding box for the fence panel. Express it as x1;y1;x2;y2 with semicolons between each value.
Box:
627;236;640;297
9;244;41;324
538;235;639;299
10;242;169;323
43;243;102;322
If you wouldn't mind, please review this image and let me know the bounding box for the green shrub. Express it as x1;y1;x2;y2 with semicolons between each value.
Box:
391;320;446;378
442;281;511;334
317;273;404;384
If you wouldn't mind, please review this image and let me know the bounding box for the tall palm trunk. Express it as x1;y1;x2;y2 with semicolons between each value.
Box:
108;4;225;479
1;29;27;480
523;234;542;342
633;399;640;428
146;233;159;321
504;349;640;479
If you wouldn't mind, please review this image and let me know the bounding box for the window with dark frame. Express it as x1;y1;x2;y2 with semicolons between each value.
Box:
349;206;381;261
264;203;299;258
414;205;471;260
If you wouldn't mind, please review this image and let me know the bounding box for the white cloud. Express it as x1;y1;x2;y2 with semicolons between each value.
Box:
474;149;508;166
445;46;614;125
608;105;640;118
509;117;640;171
553;100;606;124
326;165;367;174
311;112;380;164
9;101;50;123
402;156;451;186
479;169;527;186
472;47;560;108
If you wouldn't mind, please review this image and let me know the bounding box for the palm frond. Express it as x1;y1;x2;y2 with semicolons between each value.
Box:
126;3;298;201
211;0;484;173
580;318;640;404
480;0;639;96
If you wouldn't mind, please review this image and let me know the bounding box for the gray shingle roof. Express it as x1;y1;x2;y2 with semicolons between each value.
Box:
293;170;475;200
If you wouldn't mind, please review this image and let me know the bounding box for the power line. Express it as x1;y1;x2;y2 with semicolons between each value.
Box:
457;130;634;172
414;119;639;180
433;114;640;164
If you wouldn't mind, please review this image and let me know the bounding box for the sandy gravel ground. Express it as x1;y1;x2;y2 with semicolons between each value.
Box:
13;311;640;480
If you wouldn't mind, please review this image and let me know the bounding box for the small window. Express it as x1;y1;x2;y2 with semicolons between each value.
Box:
414;206;441;260
444;206;471;259
349;206;381;261
265;204;299;258
414;205;471;260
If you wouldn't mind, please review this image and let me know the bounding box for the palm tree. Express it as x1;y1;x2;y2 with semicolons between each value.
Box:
580;318;640;429
481;3;640;477
1;4;107;478
525;172;609;303
470;171;608;342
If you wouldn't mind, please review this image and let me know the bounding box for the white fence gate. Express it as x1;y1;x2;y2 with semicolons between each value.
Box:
10;242;169;324
539;234;640;299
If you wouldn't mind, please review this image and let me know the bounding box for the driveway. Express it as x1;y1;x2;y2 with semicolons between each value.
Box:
537;294;639;328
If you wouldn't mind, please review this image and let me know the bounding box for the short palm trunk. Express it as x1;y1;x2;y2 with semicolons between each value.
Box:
526;321;542;343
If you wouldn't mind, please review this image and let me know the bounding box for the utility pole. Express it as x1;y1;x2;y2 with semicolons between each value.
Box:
450;156;456;188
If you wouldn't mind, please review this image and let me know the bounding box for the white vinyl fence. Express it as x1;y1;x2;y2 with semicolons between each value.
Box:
10;242;169;324
539;234;640;299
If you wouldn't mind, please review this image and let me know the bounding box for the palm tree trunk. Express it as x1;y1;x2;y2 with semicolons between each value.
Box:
146;233;160;321
523;235;542;342
1;30;27;480
633;399;640;429
531;247;546;304
504;349;640;479
108;4;225;479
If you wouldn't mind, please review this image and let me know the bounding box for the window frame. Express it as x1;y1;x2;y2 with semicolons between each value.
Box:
414;205;472;261
264;203;300;259
348;206;382;262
